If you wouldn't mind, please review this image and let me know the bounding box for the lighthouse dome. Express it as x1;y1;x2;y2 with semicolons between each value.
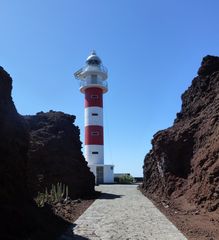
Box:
86;51;102;65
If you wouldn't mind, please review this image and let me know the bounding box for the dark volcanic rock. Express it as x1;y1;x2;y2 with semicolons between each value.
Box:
143;55;219;212
0;67;94;239
0;67;29;202
0;67;32;239
25;111;95;199
198;55;219;77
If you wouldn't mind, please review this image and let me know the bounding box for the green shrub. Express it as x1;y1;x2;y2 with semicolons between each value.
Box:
35;182;69;207
118;175;134;184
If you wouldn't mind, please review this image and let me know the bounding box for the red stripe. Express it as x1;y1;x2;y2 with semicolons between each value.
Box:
85;88;103;107
85;126;104;145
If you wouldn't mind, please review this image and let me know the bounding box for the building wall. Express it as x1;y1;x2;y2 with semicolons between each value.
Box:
85;145;104;165
84;87;104;166
85;87;103;107
88;164;114;184
85;107;103;126
85;126;104;145
104;165;114;183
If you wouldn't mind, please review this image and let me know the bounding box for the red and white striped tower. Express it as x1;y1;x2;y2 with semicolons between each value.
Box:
74;51;114;184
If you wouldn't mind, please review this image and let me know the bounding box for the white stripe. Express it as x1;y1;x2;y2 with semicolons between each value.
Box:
85;107;103;127
84;145;104;165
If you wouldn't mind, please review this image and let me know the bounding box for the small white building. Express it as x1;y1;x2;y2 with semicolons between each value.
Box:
74;51;114;184
89;164;114;184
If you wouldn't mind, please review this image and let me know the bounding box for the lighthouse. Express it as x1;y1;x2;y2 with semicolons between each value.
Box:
74;51;114;184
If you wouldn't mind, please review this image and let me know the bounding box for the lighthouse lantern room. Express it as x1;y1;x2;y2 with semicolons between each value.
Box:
74;51;114;184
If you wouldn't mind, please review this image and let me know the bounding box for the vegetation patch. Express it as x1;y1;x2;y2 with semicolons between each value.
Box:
35;182;69;207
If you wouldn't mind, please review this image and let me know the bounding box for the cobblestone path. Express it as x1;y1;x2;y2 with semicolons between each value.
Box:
61;184;187;240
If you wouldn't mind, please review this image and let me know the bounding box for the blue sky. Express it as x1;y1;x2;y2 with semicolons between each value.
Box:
1;0;219;176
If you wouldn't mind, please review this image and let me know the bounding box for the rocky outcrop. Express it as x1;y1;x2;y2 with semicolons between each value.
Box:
143;55;219;212
0;67;29;203
0;66;32;239
25;111;95;199
0;67;95;239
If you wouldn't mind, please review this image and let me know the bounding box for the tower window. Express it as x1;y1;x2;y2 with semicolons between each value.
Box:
91;131;99;136
92;151;99;154
92;113;98;116
91;95;98;99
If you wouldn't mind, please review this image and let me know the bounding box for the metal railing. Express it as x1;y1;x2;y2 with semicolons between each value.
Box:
79;79;108;89
74;64;108;80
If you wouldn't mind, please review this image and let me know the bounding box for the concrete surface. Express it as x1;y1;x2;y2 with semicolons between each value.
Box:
60;184;187;240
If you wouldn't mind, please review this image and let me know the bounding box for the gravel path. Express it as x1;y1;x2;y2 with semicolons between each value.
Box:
61;184;187;240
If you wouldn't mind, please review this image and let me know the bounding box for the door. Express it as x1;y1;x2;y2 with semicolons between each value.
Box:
96;166;104;184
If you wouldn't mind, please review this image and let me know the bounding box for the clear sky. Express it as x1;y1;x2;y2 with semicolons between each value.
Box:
1;0;219;177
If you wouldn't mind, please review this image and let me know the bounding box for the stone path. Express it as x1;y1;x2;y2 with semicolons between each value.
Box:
60;184;187;240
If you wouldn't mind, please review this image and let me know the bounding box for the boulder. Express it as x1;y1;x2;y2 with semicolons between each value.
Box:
25;111;95;199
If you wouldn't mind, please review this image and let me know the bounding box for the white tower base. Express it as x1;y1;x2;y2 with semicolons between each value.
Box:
88;164;114;185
